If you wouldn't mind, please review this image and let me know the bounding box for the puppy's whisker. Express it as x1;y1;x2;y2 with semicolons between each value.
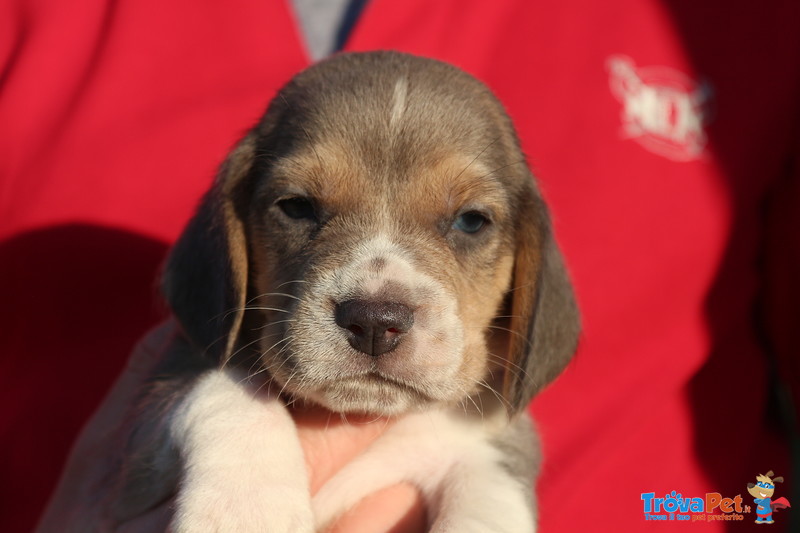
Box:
273;338;294;354
248;292;302;303
244;341;292;393
486;357;524;386
260;336;293;357
213;305;290;328
201;330;236;359
486;353;528;380
252;373;278;398
254;318;297;331
379;414;393;431
244;353;269;381
476;379;513;411
239;306;292;313
452;136;500;181
250;330;284;341
230;332;292;376
274;279;309;289
253;358;286;378
475;158;528;180
487;352;538;388
361;412;393;426
252;342;293;371
283;395;300;408
462;388;484;419
259;346;296;383
484;324;533;347
276;370;299;399
224;332;280;365
507;282;535;294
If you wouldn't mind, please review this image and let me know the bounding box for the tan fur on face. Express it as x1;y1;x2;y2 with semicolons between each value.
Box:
247;149;517;414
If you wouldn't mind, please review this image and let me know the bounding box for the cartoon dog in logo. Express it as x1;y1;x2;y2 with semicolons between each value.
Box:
747;471;791;524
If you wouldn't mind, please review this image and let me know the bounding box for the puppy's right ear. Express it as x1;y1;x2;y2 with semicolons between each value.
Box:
161;132;257;363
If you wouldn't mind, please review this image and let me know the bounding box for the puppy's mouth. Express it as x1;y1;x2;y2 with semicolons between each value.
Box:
362;371;429;394
304;371;434;415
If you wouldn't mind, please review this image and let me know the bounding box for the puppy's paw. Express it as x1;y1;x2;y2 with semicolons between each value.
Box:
171;485;314;533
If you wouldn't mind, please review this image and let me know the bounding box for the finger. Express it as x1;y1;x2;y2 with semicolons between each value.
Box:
324;483;426;533
293;405;395;492
293;406;426;533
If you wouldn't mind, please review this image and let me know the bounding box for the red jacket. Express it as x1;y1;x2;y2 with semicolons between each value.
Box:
2;0;798;531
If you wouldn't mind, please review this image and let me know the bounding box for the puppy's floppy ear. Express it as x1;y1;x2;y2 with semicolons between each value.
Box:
161;132;257;363
502;179;580;414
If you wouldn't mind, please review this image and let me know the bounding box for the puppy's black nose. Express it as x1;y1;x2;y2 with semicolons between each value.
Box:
335;299;414;356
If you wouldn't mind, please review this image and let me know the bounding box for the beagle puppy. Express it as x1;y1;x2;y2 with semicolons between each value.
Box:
112;51;579;532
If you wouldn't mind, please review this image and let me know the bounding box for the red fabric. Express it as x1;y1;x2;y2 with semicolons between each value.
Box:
2;0;798;531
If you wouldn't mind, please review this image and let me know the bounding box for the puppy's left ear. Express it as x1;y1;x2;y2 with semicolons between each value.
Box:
503;179;580;414
161;132;257;363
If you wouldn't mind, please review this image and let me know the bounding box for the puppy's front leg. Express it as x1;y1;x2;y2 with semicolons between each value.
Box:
313;410;536;533
429;415;538;533
429;456;535;533
170;368;313;533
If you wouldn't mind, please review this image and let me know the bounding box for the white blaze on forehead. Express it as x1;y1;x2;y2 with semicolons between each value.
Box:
389;77;408;128
347;234;419;296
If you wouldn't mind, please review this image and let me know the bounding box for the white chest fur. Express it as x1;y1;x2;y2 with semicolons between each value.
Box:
168;368;536;533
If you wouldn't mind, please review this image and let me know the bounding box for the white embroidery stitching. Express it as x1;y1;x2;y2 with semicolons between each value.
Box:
607;55;713;161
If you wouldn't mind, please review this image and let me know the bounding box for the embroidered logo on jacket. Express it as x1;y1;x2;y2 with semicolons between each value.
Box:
607;55;713;161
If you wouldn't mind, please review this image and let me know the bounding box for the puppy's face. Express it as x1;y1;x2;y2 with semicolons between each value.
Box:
164;52;579;417
249;133;516;414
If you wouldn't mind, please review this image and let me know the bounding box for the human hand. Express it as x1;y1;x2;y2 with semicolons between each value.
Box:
35;321;425;533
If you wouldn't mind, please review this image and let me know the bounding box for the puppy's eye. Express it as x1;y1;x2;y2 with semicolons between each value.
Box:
452;211;488;234
277;197;317;221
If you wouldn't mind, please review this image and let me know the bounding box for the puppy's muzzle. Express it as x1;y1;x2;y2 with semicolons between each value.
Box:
334;299;415;356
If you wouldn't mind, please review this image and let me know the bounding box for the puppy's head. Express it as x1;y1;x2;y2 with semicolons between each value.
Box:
163;51;579;416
